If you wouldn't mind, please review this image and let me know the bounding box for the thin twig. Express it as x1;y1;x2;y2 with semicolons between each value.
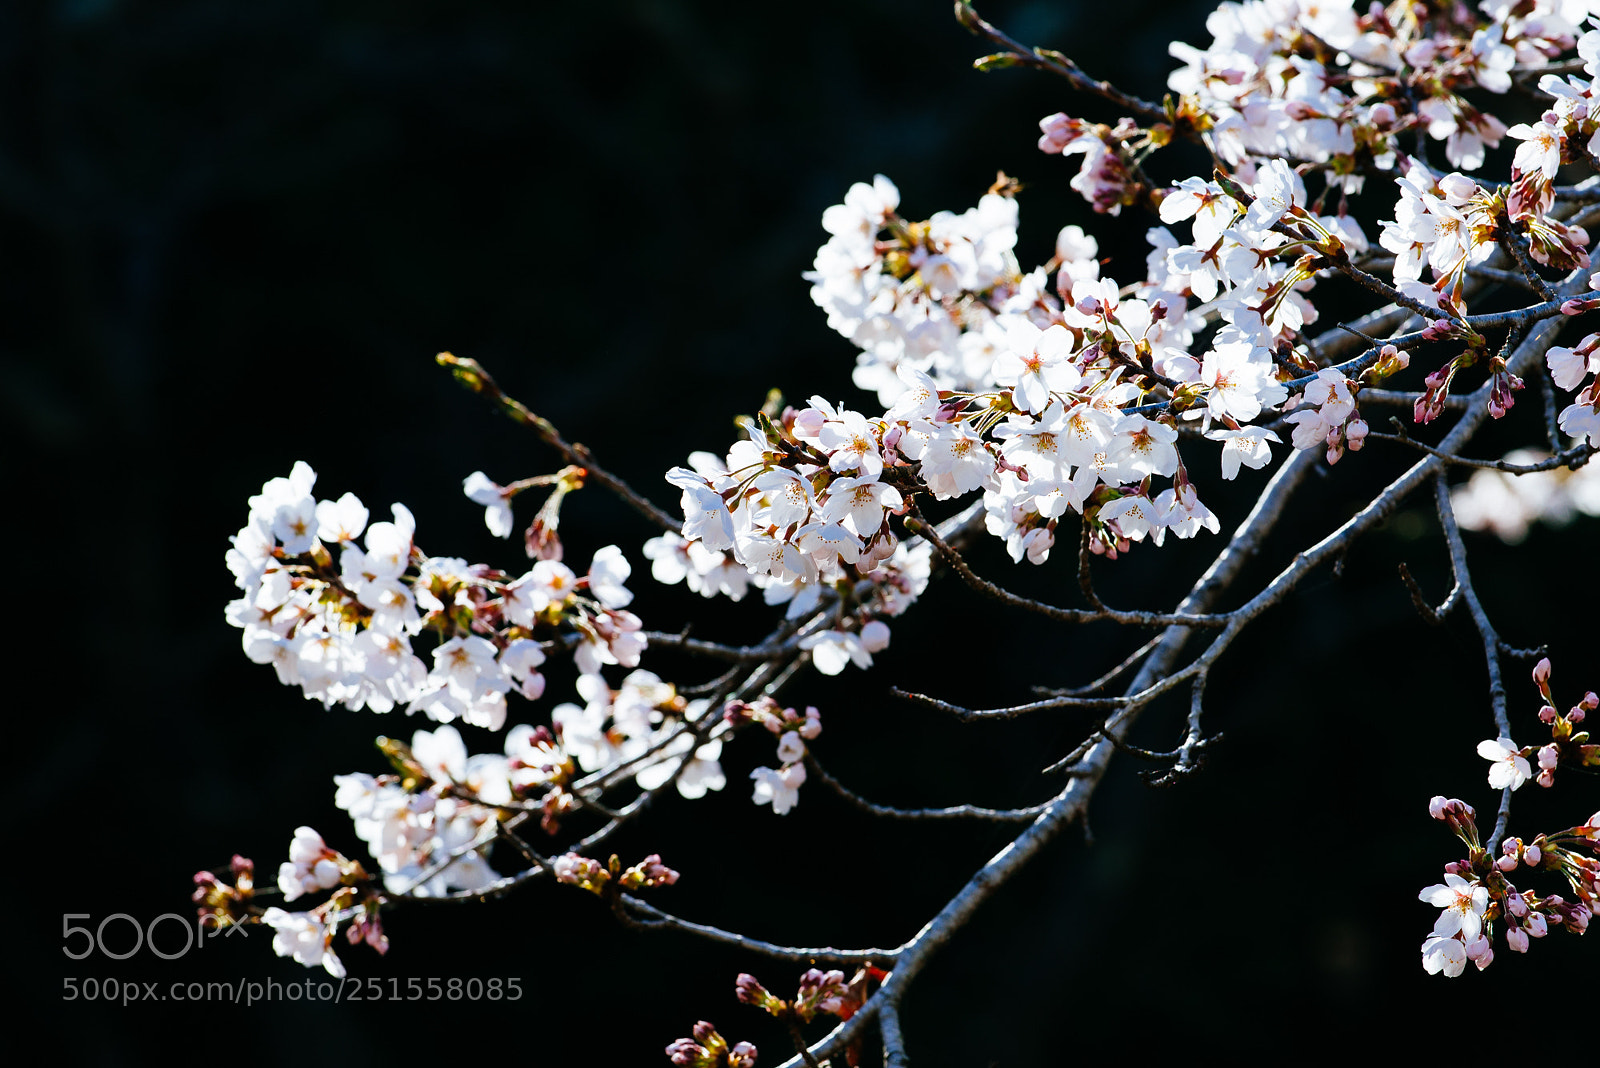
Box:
806;755;1053;823
437;352;681;533
904;513;1230;629
615;894;900;964
1035;633;1165;696
1397;562;1458;625
1369;426;1596;472
954;2;1168;124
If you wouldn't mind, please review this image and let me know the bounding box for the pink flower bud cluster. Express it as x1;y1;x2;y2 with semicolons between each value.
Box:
727;699;821;816
733;967;850;1024
1423;664;1600;978
665;1022;757;1068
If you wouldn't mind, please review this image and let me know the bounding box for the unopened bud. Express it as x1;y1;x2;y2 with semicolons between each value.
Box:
735;973;784;1015
1345;418;1368;449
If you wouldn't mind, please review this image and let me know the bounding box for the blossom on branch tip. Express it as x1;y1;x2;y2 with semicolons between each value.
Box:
751;763;806;815
1477;737;1532;791
463;471;515;538
262;908;345;977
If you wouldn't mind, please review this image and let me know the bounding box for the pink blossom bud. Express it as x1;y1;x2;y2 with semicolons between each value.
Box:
799;706;822;739
1497;854;1518;871
1038;112;1080;153
1325;443;1344;465
1503;837;1522;856
1345;418;1368;449
1537;769;1556;788
1466;935;1493;969
1529;912;1548;937
1369;102;1397;128
1583;691;1598;709
1506;890;1529;917
1507;926;1530;953
1533;658;1552;686
1525;844;1542;866
1429;796;1451;819
735;974;783;1015
1539;744;1560;770
1560;296;1600;315
1540;705;1559;724
1438;173;1477;202
1076;296;1102;317
1543;110;1560;126
1572;707;1587;724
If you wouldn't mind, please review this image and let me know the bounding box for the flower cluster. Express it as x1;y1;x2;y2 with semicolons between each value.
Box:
664;1022;758;1068
1420;796;1599;976
1168;0;1588;183
333;724;515;896
1548;290;1600;444
728;699;821;815
226;462;646;729
553;852;681;895
1421;659;1600;977
553;670;726;800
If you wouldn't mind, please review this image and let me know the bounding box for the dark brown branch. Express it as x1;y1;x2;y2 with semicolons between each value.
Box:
614;894;899;965
903;513;1230;629
1397;562;1458;625
955;3;1168;124
805;755;1052;823
1433;472;1513;846
1035;633;1165;696
1370;424;1597;472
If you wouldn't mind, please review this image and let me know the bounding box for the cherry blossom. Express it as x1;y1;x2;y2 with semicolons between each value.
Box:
1478;737;1533;791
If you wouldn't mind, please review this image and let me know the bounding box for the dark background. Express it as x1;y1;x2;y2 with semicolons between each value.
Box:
9;0;1595;1063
